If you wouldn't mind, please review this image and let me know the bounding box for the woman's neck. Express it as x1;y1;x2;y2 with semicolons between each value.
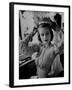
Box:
42;42;51;48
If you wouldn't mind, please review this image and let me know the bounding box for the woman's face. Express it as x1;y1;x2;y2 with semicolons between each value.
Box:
38;27;51;45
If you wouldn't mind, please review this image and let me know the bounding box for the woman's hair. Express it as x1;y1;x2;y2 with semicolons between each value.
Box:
37;23;53;43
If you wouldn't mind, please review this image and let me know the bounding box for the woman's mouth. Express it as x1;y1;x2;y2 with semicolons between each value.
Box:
45;40;48;42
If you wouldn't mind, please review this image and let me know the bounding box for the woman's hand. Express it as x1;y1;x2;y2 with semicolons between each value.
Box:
32;52;39;65
32;52;38;60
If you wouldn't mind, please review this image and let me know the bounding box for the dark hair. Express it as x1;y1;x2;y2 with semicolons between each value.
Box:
37;23;53;43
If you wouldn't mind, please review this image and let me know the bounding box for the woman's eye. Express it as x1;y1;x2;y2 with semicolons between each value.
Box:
41;34;44;36
46;33;49;35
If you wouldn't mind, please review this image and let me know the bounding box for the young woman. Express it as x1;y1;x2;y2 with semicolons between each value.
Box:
32;22;64;78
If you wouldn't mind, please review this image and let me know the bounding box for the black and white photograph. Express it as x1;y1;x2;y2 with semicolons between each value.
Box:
9;2;70;87
19;10;64;79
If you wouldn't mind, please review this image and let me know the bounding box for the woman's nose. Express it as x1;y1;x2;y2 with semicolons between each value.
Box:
44;35;47;40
